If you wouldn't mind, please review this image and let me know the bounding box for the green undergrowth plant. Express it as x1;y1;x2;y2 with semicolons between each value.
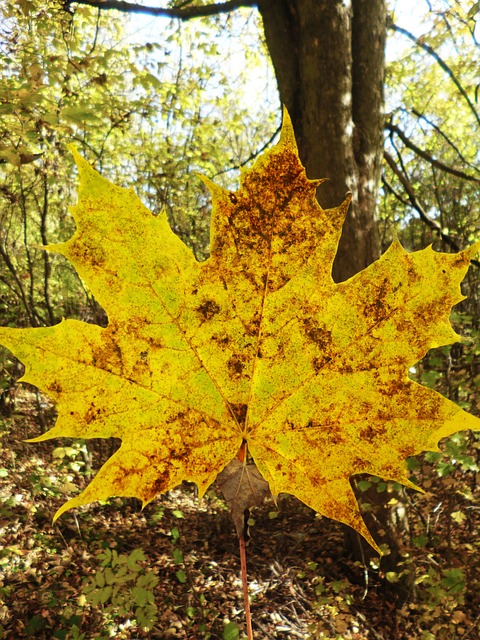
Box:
299;564;358;639
80;547;159;634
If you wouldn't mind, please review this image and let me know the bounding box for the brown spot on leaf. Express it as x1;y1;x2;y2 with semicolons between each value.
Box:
150;470;170;496
196;299;221;320
166;410;186;424
359;427;376;444
312;355;332;373
69;237;106;268
227;354;247;379
363;279;400;326
85;403;104;423
302;321;334;357
169;446;187;461
230;403;248;427
48;381;63;394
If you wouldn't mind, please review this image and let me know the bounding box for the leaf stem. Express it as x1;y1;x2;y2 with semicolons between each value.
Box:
239;533;253;640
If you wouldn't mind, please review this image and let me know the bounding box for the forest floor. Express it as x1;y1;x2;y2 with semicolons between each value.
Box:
1;388;480;640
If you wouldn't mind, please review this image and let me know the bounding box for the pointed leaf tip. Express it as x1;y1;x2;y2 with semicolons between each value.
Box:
67;143;97;177
67;143;81;164
52;497;76;523
279;106;298;151
198;173;224;196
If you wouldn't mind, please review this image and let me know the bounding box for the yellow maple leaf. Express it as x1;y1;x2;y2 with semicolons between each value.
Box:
0;112;479;552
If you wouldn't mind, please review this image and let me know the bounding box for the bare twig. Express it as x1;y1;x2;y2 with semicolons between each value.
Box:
410;108;480;174
382;157;480;269
459;611;480;638
385;121;480;183
0;241;38;326
39;174;55;326
387;20;480;127
384;150;455;244
211;124;281;179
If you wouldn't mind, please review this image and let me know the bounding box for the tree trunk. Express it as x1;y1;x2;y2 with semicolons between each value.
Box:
258;0;412;576
258;0;384;282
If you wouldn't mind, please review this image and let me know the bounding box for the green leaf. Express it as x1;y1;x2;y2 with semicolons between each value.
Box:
137;572;158;588
131;585;154;606
413;534;427;548
175;570;187;584
441;568;465;594
356;479;372;492
98;548;111;566
92;585;112;606
385;571;400;583
42;113;59;125
60;106;100;125
127;548;145;571
95;571;105;588
172;548;183;564
104;567;115;585
223;622;239;640
467;2;480;19
135;604;157;629
143;72;162;89
451;510;466;524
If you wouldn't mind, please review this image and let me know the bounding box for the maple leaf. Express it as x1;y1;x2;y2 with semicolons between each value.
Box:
0;111;479;552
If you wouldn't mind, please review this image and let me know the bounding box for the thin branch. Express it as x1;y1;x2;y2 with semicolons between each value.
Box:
383;150;480;268
385;121;480;183
389;134;410;188
384;149;450;237
211;124;281;179
459;611;480;639
410;108;480;174
381;171;454;248
65;0;257;19
39;174;55;326
387;20;480;127
0;242;37;326
431;161;446;230
382;173;410;209
85;5;102;56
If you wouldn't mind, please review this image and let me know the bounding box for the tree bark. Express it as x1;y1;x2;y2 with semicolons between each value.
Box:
258;0;384;281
